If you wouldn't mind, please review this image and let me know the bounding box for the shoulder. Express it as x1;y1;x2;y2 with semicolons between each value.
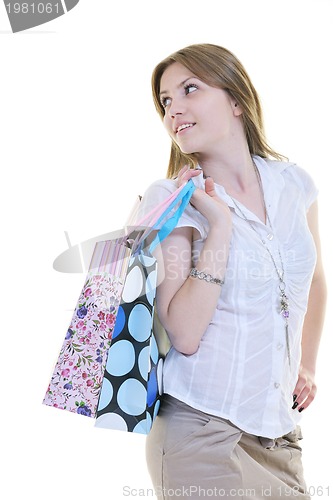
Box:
139;176;207;240
264;158;318;209
138;178;179;219
141;178;179;203
264;157;314;185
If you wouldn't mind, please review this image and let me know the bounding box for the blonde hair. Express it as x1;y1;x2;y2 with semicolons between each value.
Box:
151;43;285;179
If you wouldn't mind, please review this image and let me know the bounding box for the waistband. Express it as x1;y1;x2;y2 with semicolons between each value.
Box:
161;394;302;451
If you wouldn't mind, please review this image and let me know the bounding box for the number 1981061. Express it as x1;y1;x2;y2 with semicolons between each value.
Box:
5;3;61;14
278;485;330;497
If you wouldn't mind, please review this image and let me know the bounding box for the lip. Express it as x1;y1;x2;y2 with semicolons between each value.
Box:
175;122;196;134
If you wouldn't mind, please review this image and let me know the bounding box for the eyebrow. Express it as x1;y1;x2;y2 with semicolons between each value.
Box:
159;76;198;98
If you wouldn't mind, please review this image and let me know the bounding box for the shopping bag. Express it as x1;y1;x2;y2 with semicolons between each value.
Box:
94;250;162;433
95;181;196;433
43;179;196;427
43;239;132;417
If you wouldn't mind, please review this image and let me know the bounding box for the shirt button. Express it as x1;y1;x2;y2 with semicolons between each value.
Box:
267;233;274;240
274;382;280;389
277;343;283;350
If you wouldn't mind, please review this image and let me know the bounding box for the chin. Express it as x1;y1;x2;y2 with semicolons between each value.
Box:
178;144;197;155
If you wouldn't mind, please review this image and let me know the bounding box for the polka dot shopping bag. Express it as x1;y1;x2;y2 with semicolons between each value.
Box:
43;179;196;434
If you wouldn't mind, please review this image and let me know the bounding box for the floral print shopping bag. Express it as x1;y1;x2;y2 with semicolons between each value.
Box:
43;239;131;418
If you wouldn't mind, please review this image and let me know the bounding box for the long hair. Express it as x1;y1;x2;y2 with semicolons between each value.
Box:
151;43;285;179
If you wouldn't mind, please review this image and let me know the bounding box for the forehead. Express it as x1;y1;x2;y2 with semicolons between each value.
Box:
160;62;197;92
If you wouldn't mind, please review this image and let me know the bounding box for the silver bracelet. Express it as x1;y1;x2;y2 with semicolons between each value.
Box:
189;267;224;286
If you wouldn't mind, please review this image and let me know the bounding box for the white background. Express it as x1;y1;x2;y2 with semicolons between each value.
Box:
1;0;332;498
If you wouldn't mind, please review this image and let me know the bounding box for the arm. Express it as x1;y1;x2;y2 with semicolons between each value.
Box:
154;173;232;355
293;201;327;410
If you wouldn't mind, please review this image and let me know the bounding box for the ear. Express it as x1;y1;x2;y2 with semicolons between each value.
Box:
229;96;243;116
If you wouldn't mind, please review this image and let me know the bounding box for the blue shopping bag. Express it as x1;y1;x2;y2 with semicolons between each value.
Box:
95;180;196;434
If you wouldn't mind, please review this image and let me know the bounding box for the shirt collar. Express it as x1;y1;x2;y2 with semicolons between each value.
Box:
194;156;292;226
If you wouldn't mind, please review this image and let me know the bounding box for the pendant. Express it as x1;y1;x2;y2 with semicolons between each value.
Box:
279;283;291;367
280;291;290;319
285;323;291;367
279;283;289;319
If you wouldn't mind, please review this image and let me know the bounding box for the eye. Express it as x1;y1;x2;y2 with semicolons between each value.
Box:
184;83;199;95
161;96;171;109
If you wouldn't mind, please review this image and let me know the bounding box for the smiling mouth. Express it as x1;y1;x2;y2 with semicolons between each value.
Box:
176;123;196;134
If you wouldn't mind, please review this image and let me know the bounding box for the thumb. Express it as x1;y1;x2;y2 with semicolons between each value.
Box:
205;177;217;198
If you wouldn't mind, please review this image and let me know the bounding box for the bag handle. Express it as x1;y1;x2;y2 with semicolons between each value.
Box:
125;182;192;253
148;179;196;253
132;181;190;230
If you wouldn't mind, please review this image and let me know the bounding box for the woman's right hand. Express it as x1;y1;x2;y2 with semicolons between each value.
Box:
177;166;232;229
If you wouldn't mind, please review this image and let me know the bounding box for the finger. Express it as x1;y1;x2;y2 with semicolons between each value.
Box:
292;372;308;400
204;177;217;197
178;165;201;177
292;386;310;410
178;165;189;177
178;167;202;186
297;383;317;409
296;389;317;413
175;166;188;185
292;375;317;412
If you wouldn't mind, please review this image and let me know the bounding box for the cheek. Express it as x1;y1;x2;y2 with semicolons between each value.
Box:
209;108;232;135
163;115;174;136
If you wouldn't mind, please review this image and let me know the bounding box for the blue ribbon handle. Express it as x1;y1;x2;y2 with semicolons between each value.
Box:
148;179;196;253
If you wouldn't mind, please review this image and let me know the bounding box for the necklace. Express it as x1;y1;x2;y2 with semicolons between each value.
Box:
227;162;291;367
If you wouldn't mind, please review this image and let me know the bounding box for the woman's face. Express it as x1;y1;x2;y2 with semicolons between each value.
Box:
159;62;242;159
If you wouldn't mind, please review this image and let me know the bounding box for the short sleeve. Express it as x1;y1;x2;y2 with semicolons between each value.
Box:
137;178;207;240
289;165;319;211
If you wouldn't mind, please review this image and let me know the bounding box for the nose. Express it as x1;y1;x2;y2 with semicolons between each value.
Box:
166;97;185;119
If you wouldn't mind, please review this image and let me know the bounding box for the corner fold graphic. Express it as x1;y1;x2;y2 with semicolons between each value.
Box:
4;0;80;33
64;0;79;12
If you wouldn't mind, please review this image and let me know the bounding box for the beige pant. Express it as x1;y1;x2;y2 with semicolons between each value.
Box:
146;395;311;500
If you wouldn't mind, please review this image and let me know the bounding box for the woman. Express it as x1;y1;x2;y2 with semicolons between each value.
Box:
140;44;326;499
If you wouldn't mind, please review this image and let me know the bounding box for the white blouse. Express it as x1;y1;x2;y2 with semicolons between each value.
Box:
140;156;318;439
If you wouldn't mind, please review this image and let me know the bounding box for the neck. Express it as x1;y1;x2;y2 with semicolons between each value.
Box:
197;143;256;192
